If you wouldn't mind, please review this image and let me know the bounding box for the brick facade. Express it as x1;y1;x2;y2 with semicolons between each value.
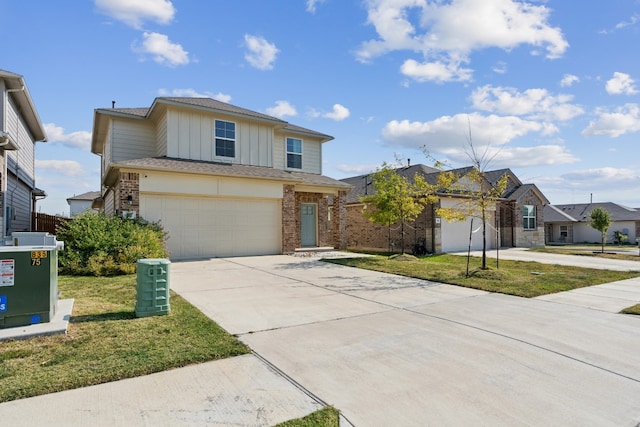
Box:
115;172;140;215
332;190;347;250
282;185;297;253
346;202;440;254
514;192;545;248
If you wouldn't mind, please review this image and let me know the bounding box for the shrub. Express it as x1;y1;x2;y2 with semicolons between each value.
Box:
57;213;168;276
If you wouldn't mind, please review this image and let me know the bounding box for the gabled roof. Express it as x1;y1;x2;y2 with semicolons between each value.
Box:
340;164;441;203
340;164;545;205
0;69;47;142
67;191;101;203
107;157;351;191
544;202;640;223
92;97;333;154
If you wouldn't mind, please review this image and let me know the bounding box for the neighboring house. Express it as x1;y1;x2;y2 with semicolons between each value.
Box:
545;202;640;244
340;164;548;254
67;191;100;217
91;97;351;260
0;70;47;237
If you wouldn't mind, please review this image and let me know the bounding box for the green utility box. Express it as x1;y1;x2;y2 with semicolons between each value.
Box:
0;246;59;328
135;259;170;317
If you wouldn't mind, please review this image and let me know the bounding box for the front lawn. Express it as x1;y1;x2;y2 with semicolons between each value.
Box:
621;304;640;315
325;254;640;298
532;245;640;261
0;275;250;402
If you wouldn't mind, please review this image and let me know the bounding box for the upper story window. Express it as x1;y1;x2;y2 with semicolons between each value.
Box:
523;205;536;230
286;137;302;169
215;120;236;158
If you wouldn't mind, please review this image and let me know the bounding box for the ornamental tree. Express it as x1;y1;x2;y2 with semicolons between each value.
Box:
589;207;611;253
360;163;437;254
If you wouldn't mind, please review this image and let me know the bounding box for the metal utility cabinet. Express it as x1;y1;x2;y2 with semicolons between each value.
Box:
135;258;170;317
0;245;59;328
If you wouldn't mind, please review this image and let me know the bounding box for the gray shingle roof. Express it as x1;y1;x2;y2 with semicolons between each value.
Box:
113;157;351;190
66;191;101;202
544;202;640;222
340;164;547;205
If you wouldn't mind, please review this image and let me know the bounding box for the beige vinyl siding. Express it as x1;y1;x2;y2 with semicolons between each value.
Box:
104;190;115;215
302;139;321;174
273;136;285;170
165;107;273;166
111;119;155;163
275;133;323;174
156;110;168;156
102;124;112;179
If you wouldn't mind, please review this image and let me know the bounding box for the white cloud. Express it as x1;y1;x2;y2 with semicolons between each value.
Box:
95;0;175;29
582;103;640;138
466;144;578;167
323;104;351;121
135;32;190;67
382;112;558;154
492;61;507;74
560;74;579;87
536;168;640;206
43;123;92;151
266;100;297;118
244;35;279;70
336;163;381;175
470;85;584;121
357;0;568;82
35;160;86;177
157;88;231;102
605;72;638;95
562;167;639;184
306;0;326;13
400;58;473;83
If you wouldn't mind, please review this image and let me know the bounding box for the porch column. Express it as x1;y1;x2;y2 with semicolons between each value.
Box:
333;190;347;250
282;185;297;253
117;172;139;215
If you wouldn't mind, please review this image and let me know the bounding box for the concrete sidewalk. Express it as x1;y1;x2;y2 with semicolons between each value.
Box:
1;250;639;426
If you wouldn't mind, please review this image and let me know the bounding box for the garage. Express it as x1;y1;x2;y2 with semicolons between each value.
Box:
141;194;282;260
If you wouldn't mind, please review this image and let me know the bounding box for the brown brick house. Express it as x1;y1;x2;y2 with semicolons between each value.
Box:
340;164;548;254
91;97;351;259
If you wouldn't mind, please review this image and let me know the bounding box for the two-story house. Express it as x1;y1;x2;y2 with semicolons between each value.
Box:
91;97;351;260
0;70;47;237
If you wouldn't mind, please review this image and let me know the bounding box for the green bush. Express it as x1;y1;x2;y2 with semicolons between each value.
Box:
57;213;168;276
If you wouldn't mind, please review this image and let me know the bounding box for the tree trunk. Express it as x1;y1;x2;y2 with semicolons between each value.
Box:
481;206;487;270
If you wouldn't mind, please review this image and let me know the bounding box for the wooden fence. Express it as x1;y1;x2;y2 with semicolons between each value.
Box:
31;212;70;235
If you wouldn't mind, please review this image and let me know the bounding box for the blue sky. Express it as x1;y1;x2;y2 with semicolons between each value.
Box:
1;0;639;215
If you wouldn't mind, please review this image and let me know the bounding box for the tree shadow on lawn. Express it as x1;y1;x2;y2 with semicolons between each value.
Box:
70;311;136;323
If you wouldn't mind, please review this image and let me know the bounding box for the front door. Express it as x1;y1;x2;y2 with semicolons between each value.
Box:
301;203;317;247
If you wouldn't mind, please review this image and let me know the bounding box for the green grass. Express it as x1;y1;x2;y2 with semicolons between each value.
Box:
325;254;640;298
0;275;249;403
532;245;640;261
621;304;640;315
275;406;340;427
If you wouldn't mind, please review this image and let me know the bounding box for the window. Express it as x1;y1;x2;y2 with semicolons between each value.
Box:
523;205;536;230
560;225;568;237
215;120;235;158
286;137;302;169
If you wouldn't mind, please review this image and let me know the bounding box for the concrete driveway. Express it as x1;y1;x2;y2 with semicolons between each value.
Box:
172;254;640;426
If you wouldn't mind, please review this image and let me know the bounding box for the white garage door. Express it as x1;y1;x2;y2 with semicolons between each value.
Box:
141;195;282;260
